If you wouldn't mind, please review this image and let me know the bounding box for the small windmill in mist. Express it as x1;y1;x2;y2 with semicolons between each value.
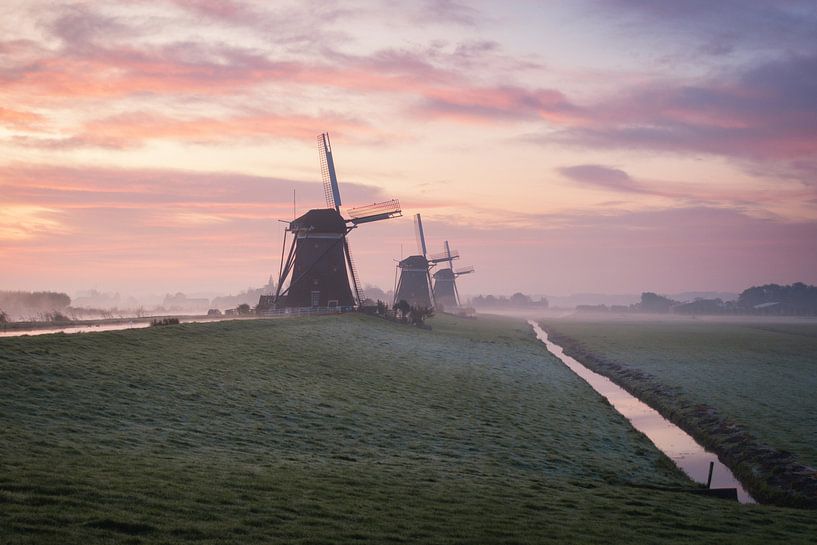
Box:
261;133;401;311
432;240;475;309
393;214;451;308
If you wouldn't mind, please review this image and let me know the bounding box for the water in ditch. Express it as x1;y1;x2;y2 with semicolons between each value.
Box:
529;321;755;504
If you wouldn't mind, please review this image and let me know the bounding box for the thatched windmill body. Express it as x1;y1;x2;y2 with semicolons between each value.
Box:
265;133;401;310
432;241;475;309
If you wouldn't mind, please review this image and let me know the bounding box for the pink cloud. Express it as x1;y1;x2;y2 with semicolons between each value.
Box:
0;107;44;129
0;164;389;212
417;85;579;123
15;111;371;149
0;3;571;129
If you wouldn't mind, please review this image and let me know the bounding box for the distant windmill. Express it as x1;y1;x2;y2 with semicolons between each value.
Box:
264;133;401;310
393;214;450;308
432;240;475;309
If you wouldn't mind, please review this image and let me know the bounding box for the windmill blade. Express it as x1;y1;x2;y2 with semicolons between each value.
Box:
318;132;342;210
428;248;458;263
343;237;363;305
444;240;454;269
348;199;402;224
414;213;427;257
455;265;475;275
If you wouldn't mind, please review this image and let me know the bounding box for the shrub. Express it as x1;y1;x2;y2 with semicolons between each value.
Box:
393;299;411;322
408;305;434;326
150;318;180;326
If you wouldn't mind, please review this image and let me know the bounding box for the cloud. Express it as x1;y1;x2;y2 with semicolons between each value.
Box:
0;2;565;132
558;164;645;194
536;54;817;163
415;0;481;26
589;0;817;56
0;107;44;129
169;0;257;23
13;110;372;149
415;85;579;123
0;163;390;213
0;205;66;240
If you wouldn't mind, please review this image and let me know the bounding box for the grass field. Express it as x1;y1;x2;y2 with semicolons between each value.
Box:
540;317;817;506
2;314;817;543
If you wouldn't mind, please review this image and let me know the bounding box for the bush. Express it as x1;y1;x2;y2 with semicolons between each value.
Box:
408;305;434;326
393;299;411;322
150;318;180;326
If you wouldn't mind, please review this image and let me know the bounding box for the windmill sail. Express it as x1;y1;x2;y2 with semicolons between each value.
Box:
318;133;342;210
348;199;402;224
343;238;363;304
428;248;458;263
414;213;427;257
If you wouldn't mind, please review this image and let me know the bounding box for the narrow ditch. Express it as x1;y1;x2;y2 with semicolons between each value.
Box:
529;320;754;504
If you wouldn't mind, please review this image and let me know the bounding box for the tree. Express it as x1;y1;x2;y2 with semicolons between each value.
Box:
237;303;251;315
0;309;7;323
638;292;677;313
376;299;387;316
509;292;532;307
738;282;817;314
363;285;387;302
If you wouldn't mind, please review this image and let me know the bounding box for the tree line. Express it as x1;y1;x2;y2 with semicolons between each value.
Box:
576;283;817;316
470;292;549;309
0;291;71;322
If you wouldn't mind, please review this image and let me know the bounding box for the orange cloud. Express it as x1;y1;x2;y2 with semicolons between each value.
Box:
0;107;45;129
0;205;67;240
22;111;372;149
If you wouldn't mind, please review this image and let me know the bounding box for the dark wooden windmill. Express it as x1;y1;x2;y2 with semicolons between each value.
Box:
265;133;401;310
432;240;475;309
393;214;449;308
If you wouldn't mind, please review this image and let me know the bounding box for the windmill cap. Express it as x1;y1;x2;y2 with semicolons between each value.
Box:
399;255;430;267
291;208;347;232
433;268;456;279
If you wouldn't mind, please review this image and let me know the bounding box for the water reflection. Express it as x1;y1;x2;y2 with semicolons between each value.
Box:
0;318;234;338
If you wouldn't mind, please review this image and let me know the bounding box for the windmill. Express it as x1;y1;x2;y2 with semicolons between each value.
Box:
393;214;450;308
264;133;401;310
432;240;475;309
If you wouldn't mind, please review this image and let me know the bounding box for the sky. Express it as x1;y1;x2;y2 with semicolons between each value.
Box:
2;0;816;299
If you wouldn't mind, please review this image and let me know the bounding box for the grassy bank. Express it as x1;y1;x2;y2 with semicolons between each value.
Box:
2;314;817;543
541;318;817;508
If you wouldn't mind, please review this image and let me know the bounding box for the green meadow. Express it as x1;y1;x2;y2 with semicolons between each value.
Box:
2;315;816;544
